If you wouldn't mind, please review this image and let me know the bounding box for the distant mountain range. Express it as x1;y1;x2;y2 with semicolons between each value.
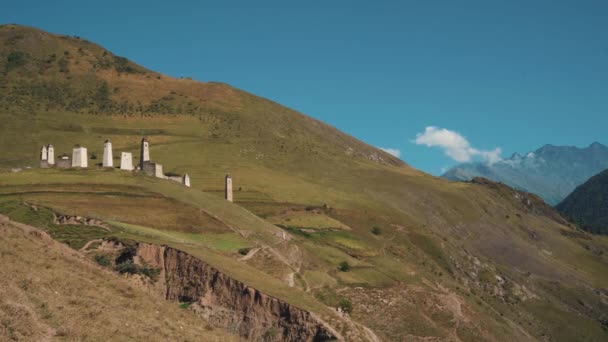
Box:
442;142;608;205
557;169;608;235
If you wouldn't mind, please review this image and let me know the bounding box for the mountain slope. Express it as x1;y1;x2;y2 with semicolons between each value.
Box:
442;142;608;205
1;24;608;342
557;169;608;234
0;215;237;341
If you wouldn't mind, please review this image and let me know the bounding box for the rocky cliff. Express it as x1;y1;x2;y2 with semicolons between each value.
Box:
132;243;339;341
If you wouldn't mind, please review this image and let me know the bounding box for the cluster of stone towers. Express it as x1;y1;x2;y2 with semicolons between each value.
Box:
39;137;238;201
40;144;87;168
38;138;190;188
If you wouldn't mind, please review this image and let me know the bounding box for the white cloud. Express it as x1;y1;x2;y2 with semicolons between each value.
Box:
414;126;502;164
379;147;401;158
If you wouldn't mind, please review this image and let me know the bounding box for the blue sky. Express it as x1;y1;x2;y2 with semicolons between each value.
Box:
3;1;607;174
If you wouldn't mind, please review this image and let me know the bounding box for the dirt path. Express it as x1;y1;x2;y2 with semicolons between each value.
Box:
79;239;103;252
238;247;261;261
352;320;382;342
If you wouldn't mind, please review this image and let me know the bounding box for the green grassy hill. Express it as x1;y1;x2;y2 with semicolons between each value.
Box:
1;24;607;341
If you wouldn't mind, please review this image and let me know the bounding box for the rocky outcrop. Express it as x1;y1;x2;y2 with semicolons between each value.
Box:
133;243;339;341
52;213;111;230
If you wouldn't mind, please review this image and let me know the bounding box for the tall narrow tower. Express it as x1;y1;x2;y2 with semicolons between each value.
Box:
225;175;233;202
47;144;55;165
140;137;150;169
71;145;88;168
103;140;113;167
40;145;48;161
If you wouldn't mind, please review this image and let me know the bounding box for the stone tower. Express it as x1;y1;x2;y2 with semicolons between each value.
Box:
40;145;48;161
225;175;233;202
183;173;191;187
47;144;55;165
71;145;88;168
103;140;113;167
140;137;150;169
120;152;133;170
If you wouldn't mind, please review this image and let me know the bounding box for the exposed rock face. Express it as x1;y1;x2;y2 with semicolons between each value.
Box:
52;213;110;230
134;244;338;341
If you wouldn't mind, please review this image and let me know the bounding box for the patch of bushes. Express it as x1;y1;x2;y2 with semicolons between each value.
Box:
114;56;139;73
262;326;280;341
238;248;251;255
58;57;69;73
371;226;382;235
115;261;160;280
338;261;351;272
5;51;28;72
94;254;111;267
338;298;353;314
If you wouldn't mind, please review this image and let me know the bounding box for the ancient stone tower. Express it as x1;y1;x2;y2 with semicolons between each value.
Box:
103;140;113;168
120;152;133;170
71;145;88;168
40;145;48;161
47;144;55;165
225;175;233;202
183;173;191;187
140;137;150;169
40;145;49;168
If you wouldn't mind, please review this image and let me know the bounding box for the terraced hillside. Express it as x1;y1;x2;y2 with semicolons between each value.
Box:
1;24;608;341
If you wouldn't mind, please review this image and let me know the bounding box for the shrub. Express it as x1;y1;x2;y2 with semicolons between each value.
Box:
338;298;353;314
58;57;69;73
141;266;160;280
115;261;139;274
371;227;382;235
262;326;279;341
90;153;97;160
94;254;111;267
6;51;27;71
338;261;350;272
238;248;251;256
114;56;138;73
115;261;160;280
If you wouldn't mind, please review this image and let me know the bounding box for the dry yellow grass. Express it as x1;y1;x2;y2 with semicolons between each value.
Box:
0;215;237;341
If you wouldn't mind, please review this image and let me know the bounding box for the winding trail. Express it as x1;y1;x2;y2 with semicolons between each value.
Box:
79;239;103;252
238;247;261;261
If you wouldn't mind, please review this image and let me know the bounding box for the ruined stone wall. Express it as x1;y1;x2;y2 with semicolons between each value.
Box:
143;161;156;176
56;157;71;168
